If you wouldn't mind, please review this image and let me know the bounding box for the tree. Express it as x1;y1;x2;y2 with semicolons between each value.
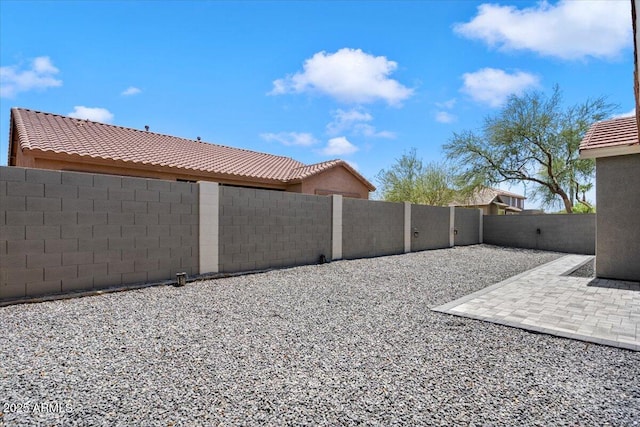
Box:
376;148;456;206
443;86;616;213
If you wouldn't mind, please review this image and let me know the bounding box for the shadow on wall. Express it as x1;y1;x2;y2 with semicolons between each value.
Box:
482;214;595;255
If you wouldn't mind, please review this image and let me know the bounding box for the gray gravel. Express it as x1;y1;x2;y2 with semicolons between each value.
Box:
1;245;638;426
570;260;595;278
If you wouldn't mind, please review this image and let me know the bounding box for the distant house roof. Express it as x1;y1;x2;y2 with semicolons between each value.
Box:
9;108;375;191
579;115;640;159
451;187;525;208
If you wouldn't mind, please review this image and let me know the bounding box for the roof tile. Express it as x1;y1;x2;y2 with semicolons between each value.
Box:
12;108;306;182
580;116;639;151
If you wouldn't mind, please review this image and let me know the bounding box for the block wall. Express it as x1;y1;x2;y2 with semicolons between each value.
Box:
483;214;595;255
342;199;405;259
410;204;451;251
454;207;481;246
0;167;198;300
218;186;332;272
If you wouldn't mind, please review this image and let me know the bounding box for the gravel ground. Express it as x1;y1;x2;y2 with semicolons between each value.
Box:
570;260;595;278
1;245;638;426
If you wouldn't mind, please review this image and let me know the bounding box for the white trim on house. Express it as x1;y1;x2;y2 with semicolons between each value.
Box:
580;144;640;159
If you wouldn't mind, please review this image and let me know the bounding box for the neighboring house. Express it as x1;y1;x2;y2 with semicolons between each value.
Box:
579;116;640;281
8;108;375;199
450;187;525;215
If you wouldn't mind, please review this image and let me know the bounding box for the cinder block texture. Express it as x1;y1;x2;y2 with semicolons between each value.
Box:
410;204;451;251
218;186;332;272
342;199;404;259
595;155;640;281
454;208;481;246
483;213;595;255
1;166;198;300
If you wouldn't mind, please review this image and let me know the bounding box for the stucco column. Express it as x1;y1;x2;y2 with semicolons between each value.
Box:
478;208;483;244
199;181;219;274
449;206;455;247
404;202;411;253
331;194;343;260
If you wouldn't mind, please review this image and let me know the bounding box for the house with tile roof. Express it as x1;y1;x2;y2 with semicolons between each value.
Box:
449;187;525;215
7;108;375;199
577;0;640;281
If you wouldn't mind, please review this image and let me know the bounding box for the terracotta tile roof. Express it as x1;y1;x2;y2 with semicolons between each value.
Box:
580;115;639;151
11;108;370;186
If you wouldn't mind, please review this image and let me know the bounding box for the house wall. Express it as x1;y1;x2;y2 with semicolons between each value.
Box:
342;198;405;259
483;214;595;255
1;167;198;300
218;186;332;272
596;154;640;281
410;205;451;251
297;166;371;199
454;208;481;246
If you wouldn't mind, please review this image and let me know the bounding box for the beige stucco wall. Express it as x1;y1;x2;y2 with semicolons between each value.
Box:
296;165;371;199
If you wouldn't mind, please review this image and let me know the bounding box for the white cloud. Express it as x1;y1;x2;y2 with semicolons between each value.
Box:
260;131;318;147
0;56;62;98
326;108;395;138
461;68;539;107
454;1;631;60
435;111;457;124
326;108;371;134
269;48;413;106
121;86;141;96
356;124;395;139
614;108;636;118
435;98;456;109
68;106;114;123
321;136;359;156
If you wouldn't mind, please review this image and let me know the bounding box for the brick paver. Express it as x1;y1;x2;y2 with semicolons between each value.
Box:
433;255;640;351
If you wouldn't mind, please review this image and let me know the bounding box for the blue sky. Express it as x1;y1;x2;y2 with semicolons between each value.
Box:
0;1;634;207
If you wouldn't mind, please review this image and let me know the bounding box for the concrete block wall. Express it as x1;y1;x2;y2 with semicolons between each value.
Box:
454;207;481;246
218;186;332;272
342;198;405;259
483;214;595;255
0;167;198;300
410;205;451;251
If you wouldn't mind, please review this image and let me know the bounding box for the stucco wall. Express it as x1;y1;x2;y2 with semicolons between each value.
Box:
483;214;595;255
342;199;405;259
410;205;451;251
298;165;371;199
596;154;640;281
1;166;198;300
218;186;332;272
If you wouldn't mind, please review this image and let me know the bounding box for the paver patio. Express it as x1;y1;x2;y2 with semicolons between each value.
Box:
433;255;640;351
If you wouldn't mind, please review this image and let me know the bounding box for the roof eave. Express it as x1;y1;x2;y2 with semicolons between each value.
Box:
23;149;291;187
579;144;640;159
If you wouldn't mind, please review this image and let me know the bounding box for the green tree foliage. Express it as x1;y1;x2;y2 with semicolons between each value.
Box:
443;86;616;213
376;148;456;206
